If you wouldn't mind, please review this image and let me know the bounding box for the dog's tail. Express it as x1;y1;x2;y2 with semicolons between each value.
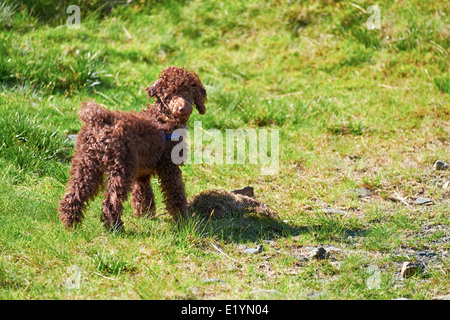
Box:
78;100;114;126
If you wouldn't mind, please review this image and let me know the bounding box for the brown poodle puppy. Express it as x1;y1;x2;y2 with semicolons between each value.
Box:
58;66;206;230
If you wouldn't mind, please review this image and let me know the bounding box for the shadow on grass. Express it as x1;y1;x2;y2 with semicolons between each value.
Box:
195;214;368;244
196;214;309;244
120;211;368;245
119;212;308;244
115;193;369;245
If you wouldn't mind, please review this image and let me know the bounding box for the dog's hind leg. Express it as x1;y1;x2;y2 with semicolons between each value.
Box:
58;154;104;229
101;152;136;231
131;175;156;218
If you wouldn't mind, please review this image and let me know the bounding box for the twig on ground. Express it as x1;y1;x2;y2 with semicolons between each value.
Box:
349;2;367;13
93;272;117;281
393;190;410;207
211;242;237;262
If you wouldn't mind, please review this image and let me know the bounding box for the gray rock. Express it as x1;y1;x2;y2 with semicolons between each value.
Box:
317;208;349;215
414;198;433;205
416;251;436;258
433;236;450;244
434;160;449;171
187;286;201;295
310;247;327;260
293;255;309;263
250;289;282;299
348;155;361;160
315;200;330;208
243;245;263;254
393;283;405;290
201;278;225;284
349;188;373;198
304;291;325;299
433;294;450;300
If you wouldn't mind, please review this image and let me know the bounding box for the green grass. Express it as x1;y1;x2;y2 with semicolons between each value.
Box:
0;0;449;300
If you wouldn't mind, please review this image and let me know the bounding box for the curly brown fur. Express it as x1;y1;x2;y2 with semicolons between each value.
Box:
59;66;207;230
187;189;279;220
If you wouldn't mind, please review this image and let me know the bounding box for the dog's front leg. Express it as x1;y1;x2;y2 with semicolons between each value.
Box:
156;164;187;221
131;174;156;218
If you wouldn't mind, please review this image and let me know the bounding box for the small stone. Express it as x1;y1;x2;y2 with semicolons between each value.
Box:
310;247;327;260
349;188;373;198
231;186;254;197
305;291;324;299
434;160;449;171
187;286;201;295
401;262;425;278
433;294;450;300
416;251;436;258
263;239;276;246
443;181;449;190
201;278;225;284
294;255;309;263
414;198;433;205
393;283;405;290
318;208;349;215
243;245;263;254
434;236;450;244
315;200;330;208
250;289;282;299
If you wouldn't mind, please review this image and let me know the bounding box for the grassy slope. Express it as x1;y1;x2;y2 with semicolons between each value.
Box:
0;0;448;299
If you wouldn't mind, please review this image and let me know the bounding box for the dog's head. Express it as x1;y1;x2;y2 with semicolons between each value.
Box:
146;66;206;121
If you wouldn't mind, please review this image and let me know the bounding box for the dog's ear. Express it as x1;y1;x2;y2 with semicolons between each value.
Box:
146;79;160;98
193;85;207;115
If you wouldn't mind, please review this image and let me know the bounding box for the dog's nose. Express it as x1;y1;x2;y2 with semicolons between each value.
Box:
179;103;192;113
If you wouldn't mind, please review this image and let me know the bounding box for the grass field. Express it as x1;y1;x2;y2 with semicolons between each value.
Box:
0;0;449;300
